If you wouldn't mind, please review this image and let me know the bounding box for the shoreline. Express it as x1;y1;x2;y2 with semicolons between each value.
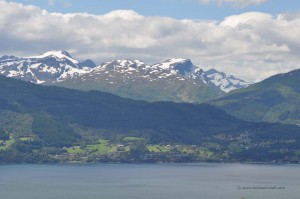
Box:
1;161;299;166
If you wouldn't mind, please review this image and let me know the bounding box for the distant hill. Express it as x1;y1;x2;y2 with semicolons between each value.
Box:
0;75;247;146
211;68;300;125
0;75;300;163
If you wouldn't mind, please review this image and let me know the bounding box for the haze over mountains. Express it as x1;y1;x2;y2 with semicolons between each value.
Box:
0;51;251;102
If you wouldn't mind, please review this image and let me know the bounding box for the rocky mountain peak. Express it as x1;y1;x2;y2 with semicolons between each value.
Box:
205;68;252;93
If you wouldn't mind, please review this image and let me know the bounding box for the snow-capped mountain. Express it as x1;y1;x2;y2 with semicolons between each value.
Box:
56;58;224;103
89;58;214;86
152;58;211;83
0;50;94;84
0;50;251;102
205;69;252;93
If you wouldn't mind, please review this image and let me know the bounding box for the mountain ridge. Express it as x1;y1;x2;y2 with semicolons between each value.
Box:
0;51;251;102
55;57;223;103
205;68;252;93
0;50;94;84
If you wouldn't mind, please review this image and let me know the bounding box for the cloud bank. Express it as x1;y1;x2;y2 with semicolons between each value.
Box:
0;1;299;81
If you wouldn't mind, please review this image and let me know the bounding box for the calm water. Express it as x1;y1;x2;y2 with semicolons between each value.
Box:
0;163;299;199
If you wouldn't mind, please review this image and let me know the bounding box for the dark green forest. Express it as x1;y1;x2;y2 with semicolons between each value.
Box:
0;75;300;163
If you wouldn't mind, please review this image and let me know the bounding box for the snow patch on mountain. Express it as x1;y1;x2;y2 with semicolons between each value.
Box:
0;50;251;94
28;50;79;65
205;68;252;93
152;58;196;75
0;51;94;84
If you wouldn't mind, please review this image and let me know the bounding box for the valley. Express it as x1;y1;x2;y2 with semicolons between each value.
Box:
0;51;300;164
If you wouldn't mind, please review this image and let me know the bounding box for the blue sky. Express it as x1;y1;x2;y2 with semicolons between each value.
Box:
6;0;300;20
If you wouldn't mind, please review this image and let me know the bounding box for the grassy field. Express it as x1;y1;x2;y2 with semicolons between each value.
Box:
65;137;216;158
147;145;171;153
0;137;15;150
123;137;144;142
198;148;214;156
86;139;117;153
19;137;32;141
66;139;129;154
178;146;196;154
66;146;85;154
6;138;15;147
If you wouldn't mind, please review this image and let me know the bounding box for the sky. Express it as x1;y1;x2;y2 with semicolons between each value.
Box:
1;0;300;81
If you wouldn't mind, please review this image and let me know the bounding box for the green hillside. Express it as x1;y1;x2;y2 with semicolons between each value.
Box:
55;72;223;103
0;75;300;163
212;69;300;125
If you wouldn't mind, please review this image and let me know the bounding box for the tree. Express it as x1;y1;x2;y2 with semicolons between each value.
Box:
129;141;149;155
0;129;9;140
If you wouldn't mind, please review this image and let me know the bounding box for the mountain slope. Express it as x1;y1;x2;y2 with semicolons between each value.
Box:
0;75;300;163
211;68;300;125
56;58;224;103
0;50;94;84
205;68;252;93
0;74;232;144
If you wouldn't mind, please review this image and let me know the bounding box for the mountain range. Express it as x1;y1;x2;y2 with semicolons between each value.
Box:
0;51;94;84
2;50;300;127
0;51;251;103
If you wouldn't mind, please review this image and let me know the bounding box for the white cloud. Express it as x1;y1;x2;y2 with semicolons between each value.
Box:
0;1;300;82
199;0;269;7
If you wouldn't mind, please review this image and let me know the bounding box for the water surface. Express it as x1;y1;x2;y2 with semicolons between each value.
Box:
0;163;299;199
